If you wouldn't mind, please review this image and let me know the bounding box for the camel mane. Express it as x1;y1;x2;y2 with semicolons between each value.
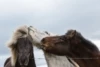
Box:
6;25;28;66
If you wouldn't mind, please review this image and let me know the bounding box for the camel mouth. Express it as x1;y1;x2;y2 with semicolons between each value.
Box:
40;44;46;50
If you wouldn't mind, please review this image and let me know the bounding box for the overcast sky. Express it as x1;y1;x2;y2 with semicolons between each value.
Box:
0;0;100;55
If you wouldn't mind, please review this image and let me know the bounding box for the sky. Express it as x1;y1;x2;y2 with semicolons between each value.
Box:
0;0;100;55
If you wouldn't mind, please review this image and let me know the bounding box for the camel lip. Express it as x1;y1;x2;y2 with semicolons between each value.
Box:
40;44;45;49
39;43;46;50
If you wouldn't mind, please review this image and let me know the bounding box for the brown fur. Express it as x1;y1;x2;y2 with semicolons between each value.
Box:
41;29;100;67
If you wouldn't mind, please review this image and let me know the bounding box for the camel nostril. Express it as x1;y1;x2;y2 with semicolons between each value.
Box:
41;38;46;44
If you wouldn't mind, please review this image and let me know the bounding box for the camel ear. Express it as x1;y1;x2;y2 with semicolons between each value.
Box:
65;30;76;39
69;30;76;38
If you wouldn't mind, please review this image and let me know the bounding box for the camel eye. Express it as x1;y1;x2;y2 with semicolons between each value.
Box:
59;37;65;42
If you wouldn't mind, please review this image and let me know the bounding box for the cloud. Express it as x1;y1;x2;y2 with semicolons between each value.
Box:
0;0;62;14
0;0;100;54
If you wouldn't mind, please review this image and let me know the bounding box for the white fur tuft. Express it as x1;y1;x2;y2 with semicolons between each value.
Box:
7;25;28;48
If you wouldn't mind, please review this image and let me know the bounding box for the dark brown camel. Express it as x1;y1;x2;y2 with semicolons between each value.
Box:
41;29;100;67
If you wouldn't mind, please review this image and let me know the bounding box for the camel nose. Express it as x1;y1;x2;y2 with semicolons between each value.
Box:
41;38;46;44
41;38;47;49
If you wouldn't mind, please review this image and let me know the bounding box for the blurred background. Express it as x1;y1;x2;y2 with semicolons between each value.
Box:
0;0;100;67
